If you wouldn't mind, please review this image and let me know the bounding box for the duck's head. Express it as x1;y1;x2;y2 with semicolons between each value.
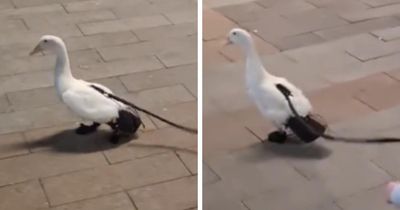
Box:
30;35;65;56
226;28;253;48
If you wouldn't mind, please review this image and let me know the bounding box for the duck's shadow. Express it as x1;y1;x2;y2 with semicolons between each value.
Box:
240;137;332;162
15;129;134;154
14;129;197;155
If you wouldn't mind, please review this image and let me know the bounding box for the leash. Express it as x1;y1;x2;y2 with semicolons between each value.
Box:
276;84;400;143
91;85;198;134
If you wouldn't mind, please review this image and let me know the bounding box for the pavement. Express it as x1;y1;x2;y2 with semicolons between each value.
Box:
203;0;400;210
0;0;197;209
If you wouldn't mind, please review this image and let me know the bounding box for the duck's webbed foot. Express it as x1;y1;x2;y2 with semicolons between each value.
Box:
75;122;100;135
267;130;287;144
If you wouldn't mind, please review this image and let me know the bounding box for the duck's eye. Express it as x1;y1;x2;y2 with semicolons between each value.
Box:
44;39;48;43
233;32;237;35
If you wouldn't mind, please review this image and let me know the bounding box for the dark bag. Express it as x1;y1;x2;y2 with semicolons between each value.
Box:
117;110;143;134
286;114;327;143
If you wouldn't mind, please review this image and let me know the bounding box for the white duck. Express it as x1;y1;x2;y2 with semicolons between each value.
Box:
30;35;141;143
226;28;312;143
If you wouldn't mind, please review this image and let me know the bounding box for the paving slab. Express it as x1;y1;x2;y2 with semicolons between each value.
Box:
50;192;136;210
42;152;190;206
128;176;197;210
0;180;49;210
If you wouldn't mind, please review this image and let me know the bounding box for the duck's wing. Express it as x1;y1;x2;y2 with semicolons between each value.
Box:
62;86;120;122
274;79;312;116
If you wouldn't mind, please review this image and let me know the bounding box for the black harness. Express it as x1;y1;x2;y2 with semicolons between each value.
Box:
276;83;400;144
90;85;197;134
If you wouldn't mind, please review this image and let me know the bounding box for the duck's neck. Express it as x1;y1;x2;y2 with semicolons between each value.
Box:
54;44;75;92
243;41;270;84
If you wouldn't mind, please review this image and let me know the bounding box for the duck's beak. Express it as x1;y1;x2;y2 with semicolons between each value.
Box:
29;44;42;56
223;38;233;46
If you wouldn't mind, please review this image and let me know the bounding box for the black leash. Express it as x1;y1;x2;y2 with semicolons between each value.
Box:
276;84;400;144
90;85;197;134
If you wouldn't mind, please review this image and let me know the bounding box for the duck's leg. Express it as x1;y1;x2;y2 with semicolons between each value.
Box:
107;121;120;144
267;130;287;144
75;122;100;135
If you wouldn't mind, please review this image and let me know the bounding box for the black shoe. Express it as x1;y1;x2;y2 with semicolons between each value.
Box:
267;131;287;144
75;123;100;135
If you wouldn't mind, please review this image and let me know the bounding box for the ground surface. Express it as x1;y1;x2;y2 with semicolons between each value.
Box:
203;0;400;209
0;0;197;209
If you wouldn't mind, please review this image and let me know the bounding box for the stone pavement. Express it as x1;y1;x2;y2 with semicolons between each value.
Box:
204;0;400;209
0;0;197;209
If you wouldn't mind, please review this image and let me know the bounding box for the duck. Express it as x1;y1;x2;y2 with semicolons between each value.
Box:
225;28;313;143
29;35;142;144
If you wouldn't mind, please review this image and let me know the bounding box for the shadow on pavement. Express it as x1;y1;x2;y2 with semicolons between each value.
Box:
12;128;197;155
13;129;135;154
263;141;332;160
239;138;332;162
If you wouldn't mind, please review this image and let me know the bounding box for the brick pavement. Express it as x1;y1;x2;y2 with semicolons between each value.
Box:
0;0;197;209
203;0;400;209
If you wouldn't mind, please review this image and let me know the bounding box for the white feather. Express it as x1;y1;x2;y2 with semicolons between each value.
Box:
61;80;121;123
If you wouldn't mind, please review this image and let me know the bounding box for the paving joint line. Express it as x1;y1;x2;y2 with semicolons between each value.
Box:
353;95;379;112
180;82;197;99
50;189;124;208
106;149;174;166
95;48;107;63
129;140;197;157
30;166;103;183
39;178;52;208
289;162;312;181
124;190;140;210
218;50;235;63
161;13;175;25
0;150;36;162
93;37;146;55
154;54;168;69
344;50;365;63
124;174;195;193
19;132;34;154
9;0;17;9
203;162;222;184
241;200;251;210
142;113;159;131
244;126;264;143
352;49;400;63
383;71;400;83
100;150;113;165
253;0;268;9
19;17;30;31
370;158;396;179
175;150;195;175
129;30;141;42
332;201;344;210
60;3;69;14
114;76;130;92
